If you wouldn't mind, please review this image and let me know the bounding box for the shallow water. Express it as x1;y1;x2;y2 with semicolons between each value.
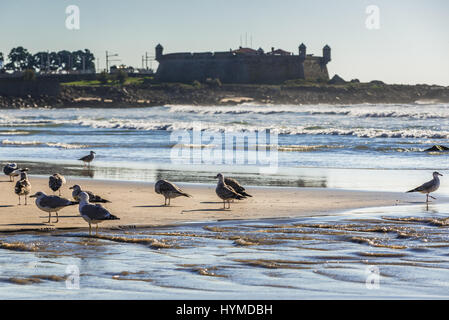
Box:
1;202;449;299
1;103;449;171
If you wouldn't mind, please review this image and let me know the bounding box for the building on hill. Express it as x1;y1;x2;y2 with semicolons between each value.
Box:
155;43;331;84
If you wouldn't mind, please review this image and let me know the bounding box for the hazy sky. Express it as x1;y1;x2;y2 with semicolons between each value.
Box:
1;0;448;85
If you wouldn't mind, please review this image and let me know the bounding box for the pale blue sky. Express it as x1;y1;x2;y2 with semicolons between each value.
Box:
1;0;448;85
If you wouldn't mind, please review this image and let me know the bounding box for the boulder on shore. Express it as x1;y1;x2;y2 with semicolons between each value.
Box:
424;145;449;152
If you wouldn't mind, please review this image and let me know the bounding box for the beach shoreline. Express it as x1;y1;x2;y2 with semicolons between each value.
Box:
0;175;429;233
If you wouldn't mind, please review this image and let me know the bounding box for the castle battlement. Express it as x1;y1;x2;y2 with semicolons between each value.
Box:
155;43;331;84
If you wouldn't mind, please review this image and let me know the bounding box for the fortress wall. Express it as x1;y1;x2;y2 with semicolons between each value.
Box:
303;57;328;81
192;52;213;57
163;53;193;59
246;56;304;83
213;52;234;58
156;55;328;83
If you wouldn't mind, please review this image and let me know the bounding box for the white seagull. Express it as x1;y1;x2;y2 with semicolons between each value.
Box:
15;169;31;205
3;163;20;182
77;192;119;235
49;173;66;196
70;184;111;203
30;191;78;223
155;179;191;206
79;151;96;168
214;173;245;209
407;171;443;203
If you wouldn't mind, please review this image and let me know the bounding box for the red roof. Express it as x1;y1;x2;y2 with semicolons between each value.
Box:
232;47;258;55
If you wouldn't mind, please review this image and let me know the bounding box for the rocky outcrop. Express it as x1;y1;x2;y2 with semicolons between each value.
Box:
424;145;449;152
1;81;449;109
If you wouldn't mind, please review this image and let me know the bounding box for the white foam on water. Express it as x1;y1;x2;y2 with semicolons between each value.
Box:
1;139;88;149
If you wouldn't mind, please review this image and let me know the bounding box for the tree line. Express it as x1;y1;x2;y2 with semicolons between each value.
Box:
0;47;95;72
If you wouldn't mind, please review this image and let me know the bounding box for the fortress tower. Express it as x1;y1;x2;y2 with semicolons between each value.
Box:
298;43;306;61
322;45;331;65
155;44;164;61
155;42;330;84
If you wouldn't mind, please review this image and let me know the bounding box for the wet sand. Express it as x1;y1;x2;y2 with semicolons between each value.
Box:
0;176;420;232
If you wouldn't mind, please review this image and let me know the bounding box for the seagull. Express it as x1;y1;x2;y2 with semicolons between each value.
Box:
49;173;66;196
224;177;252;198
3;163;20;182
30;191;78;223
15;169;31;205
155;180;191;206
69;184;111;203
79;151;96;168
77;192;119;235
407;171;443;203
214;173;245;209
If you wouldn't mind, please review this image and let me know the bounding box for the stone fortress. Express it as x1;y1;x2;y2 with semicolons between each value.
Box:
155;43;331;84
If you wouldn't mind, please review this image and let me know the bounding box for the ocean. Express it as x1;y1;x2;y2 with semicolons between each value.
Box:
0;102;449;299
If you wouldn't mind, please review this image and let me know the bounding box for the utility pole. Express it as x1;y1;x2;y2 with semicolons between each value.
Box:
142;52;154;70
47;50;50;73
105;50;120;73
145;52;149;69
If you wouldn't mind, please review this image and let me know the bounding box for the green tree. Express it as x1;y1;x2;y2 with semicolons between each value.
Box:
71;49;95;71
30;52;52;72
57;50;73;71
5;46;32;71
0;52;4;70
48;51;61;71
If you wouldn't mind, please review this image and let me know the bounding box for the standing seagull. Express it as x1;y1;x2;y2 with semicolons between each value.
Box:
3;163;20;182
155;180;191;206
79;151;96;168
407;171;443;203
69;184;111;203
15;169;31;205
215;173;245;209
49;173;66;196
77;192;119;235
30;191;77;223
224;177;252;198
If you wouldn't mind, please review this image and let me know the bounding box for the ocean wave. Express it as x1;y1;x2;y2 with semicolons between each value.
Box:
0;131;31;135
1;139;89;149
166;104;449;119
5;117;449;139
276;145;343;152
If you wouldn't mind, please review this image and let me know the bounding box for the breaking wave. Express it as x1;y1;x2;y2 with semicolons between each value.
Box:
2;117;449;139
167;103;449;119
1;139;89;149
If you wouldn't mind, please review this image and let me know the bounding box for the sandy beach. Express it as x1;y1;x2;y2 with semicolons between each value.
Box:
0;175;416;232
